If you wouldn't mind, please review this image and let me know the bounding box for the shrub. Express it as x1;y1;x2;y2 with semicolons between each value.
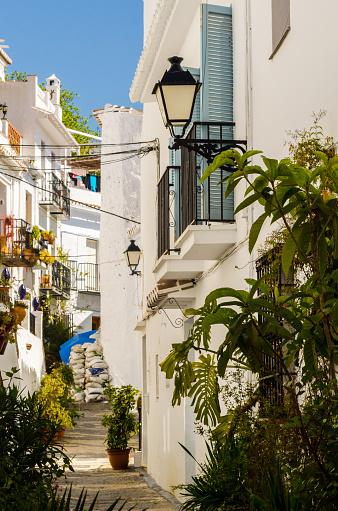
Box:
0;369;72;511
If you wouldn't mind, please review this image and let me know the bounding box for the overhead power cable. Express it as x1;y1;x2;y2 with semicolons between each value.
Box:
0;143;157;166
0;140;157;149
0;145;156;173
0;168;140;224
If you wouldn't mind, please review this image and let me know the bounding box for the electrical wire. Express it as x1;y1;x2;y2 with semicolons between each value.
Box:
0;144;155;162
0;140;157;149
0;167;141;224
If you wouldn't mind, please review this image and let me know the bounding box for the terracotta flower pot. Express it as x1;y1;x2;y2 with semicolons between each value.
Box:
12;305;26;323
23;248;32;261
106;448;131;470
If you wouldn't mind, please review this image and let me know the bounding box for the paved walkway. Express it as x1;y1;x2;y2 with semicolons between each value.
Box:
58;406;179;511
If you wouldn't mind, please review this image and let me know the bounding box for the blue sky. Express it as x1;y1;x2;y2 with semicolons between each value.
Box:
1;0;144;132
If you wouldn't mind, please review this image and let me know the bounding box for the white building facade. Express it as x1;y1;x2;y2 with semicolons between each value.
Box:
130;0;338;496
95;105;142;391
61;167;101;335
0;49;78;392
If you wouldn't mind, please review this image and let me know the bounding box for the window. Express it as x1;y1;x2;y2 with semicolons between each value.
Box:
270;0;290;59
256;248;294;407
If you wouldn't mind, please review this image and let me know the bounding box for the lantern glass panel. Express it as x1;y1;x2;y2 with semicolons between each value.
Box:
160;84;197;126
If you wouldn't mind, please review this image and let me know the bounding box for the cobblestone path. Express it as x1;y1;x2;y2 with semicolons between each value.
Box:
58;406;179;511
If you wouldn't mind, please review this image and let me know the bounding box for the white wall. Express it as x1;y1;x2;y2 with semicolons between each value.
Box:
61;186;101;334
99;105;142;391
131;0;338;496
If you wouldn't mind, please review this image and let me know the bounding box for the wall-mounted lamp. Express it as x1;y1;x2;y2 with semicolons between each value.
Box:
124;240;141;276
153;57;246;162
152;56;201;138
0;103;8;119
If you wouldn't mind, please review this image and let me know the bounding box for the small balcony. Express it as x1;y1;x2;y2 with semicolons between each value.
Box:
0;119;22;156
77;263;100;293
0;218;36;267
40;172;70;220
155;122;245;282
40;261;71;300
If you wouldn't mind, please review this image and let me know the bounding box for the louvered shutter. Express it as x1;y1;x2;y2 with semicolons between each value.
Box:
201;4;234;222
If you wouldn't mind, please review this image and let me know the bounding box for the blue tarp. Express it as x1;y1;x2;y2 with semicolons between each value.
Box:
59;330;98;364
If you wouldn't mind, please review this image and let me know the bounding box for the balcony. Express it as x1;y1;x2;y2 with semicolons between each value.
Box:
40;260;71;300
0;119;22;156
155;122;245;282
0;218;36;267
77;263;100;293
40;172;70;220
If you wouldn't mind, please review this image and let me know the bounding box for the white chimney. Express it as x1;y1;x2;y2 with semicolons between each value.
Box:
46;74;62;120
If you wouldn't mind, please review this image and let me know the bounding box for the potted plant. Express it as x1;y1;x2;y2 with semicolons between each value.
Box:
11;300;28;323
31;225;41;245
48;230;55;245
39;249;55;265
41;230;50;241
102;385;139;470
37;364;76;439
0;310;18;354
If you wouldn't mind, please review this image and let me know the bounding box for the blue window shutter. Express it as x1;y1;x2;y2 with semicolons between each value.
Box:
201;4;234;222
201;4;233;135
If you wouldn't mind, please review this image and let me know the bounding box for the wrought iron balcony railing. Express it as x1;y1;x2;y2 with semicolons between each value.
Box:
77;263;100;293
158;122;246;259
0;218;33;267
40;260;71;299
40;172;70;220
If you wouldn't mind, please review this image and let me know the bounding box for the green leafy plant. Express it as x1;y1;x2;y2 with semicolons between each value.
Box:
176;440;249;511
42;486;145;511
102;385;139;450
14;300;28;308
0;369;73;511
160;117;338;507
31;225;41;242
37;364;76;430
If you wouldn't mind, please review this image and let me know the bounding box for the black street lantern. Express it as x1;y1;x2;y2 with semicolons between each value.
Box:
152;56;201;137
0;103;8;119
124;240;141;276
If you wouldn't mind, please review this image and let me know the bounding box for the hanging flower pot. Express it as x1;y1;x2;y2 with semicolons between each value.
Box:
11;301;28;323
48;235;56;245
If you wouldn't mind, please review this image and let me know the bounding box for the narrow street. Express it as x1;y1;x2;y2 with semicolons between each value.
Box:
58;404;179;511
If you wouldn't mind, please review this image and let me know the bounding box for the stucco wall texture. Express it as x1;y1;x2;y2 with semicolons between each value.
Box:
99;105;142;390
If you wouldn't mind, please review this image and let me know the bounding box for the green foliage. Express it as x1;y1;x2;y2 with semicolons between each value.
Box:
43;316;72;371
161;118;338;507
102;385;139;450
38;364;76;429
5;70;27;81
42;486;145;511
177;440;249;511
59;87;100;153
0;370;73;511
